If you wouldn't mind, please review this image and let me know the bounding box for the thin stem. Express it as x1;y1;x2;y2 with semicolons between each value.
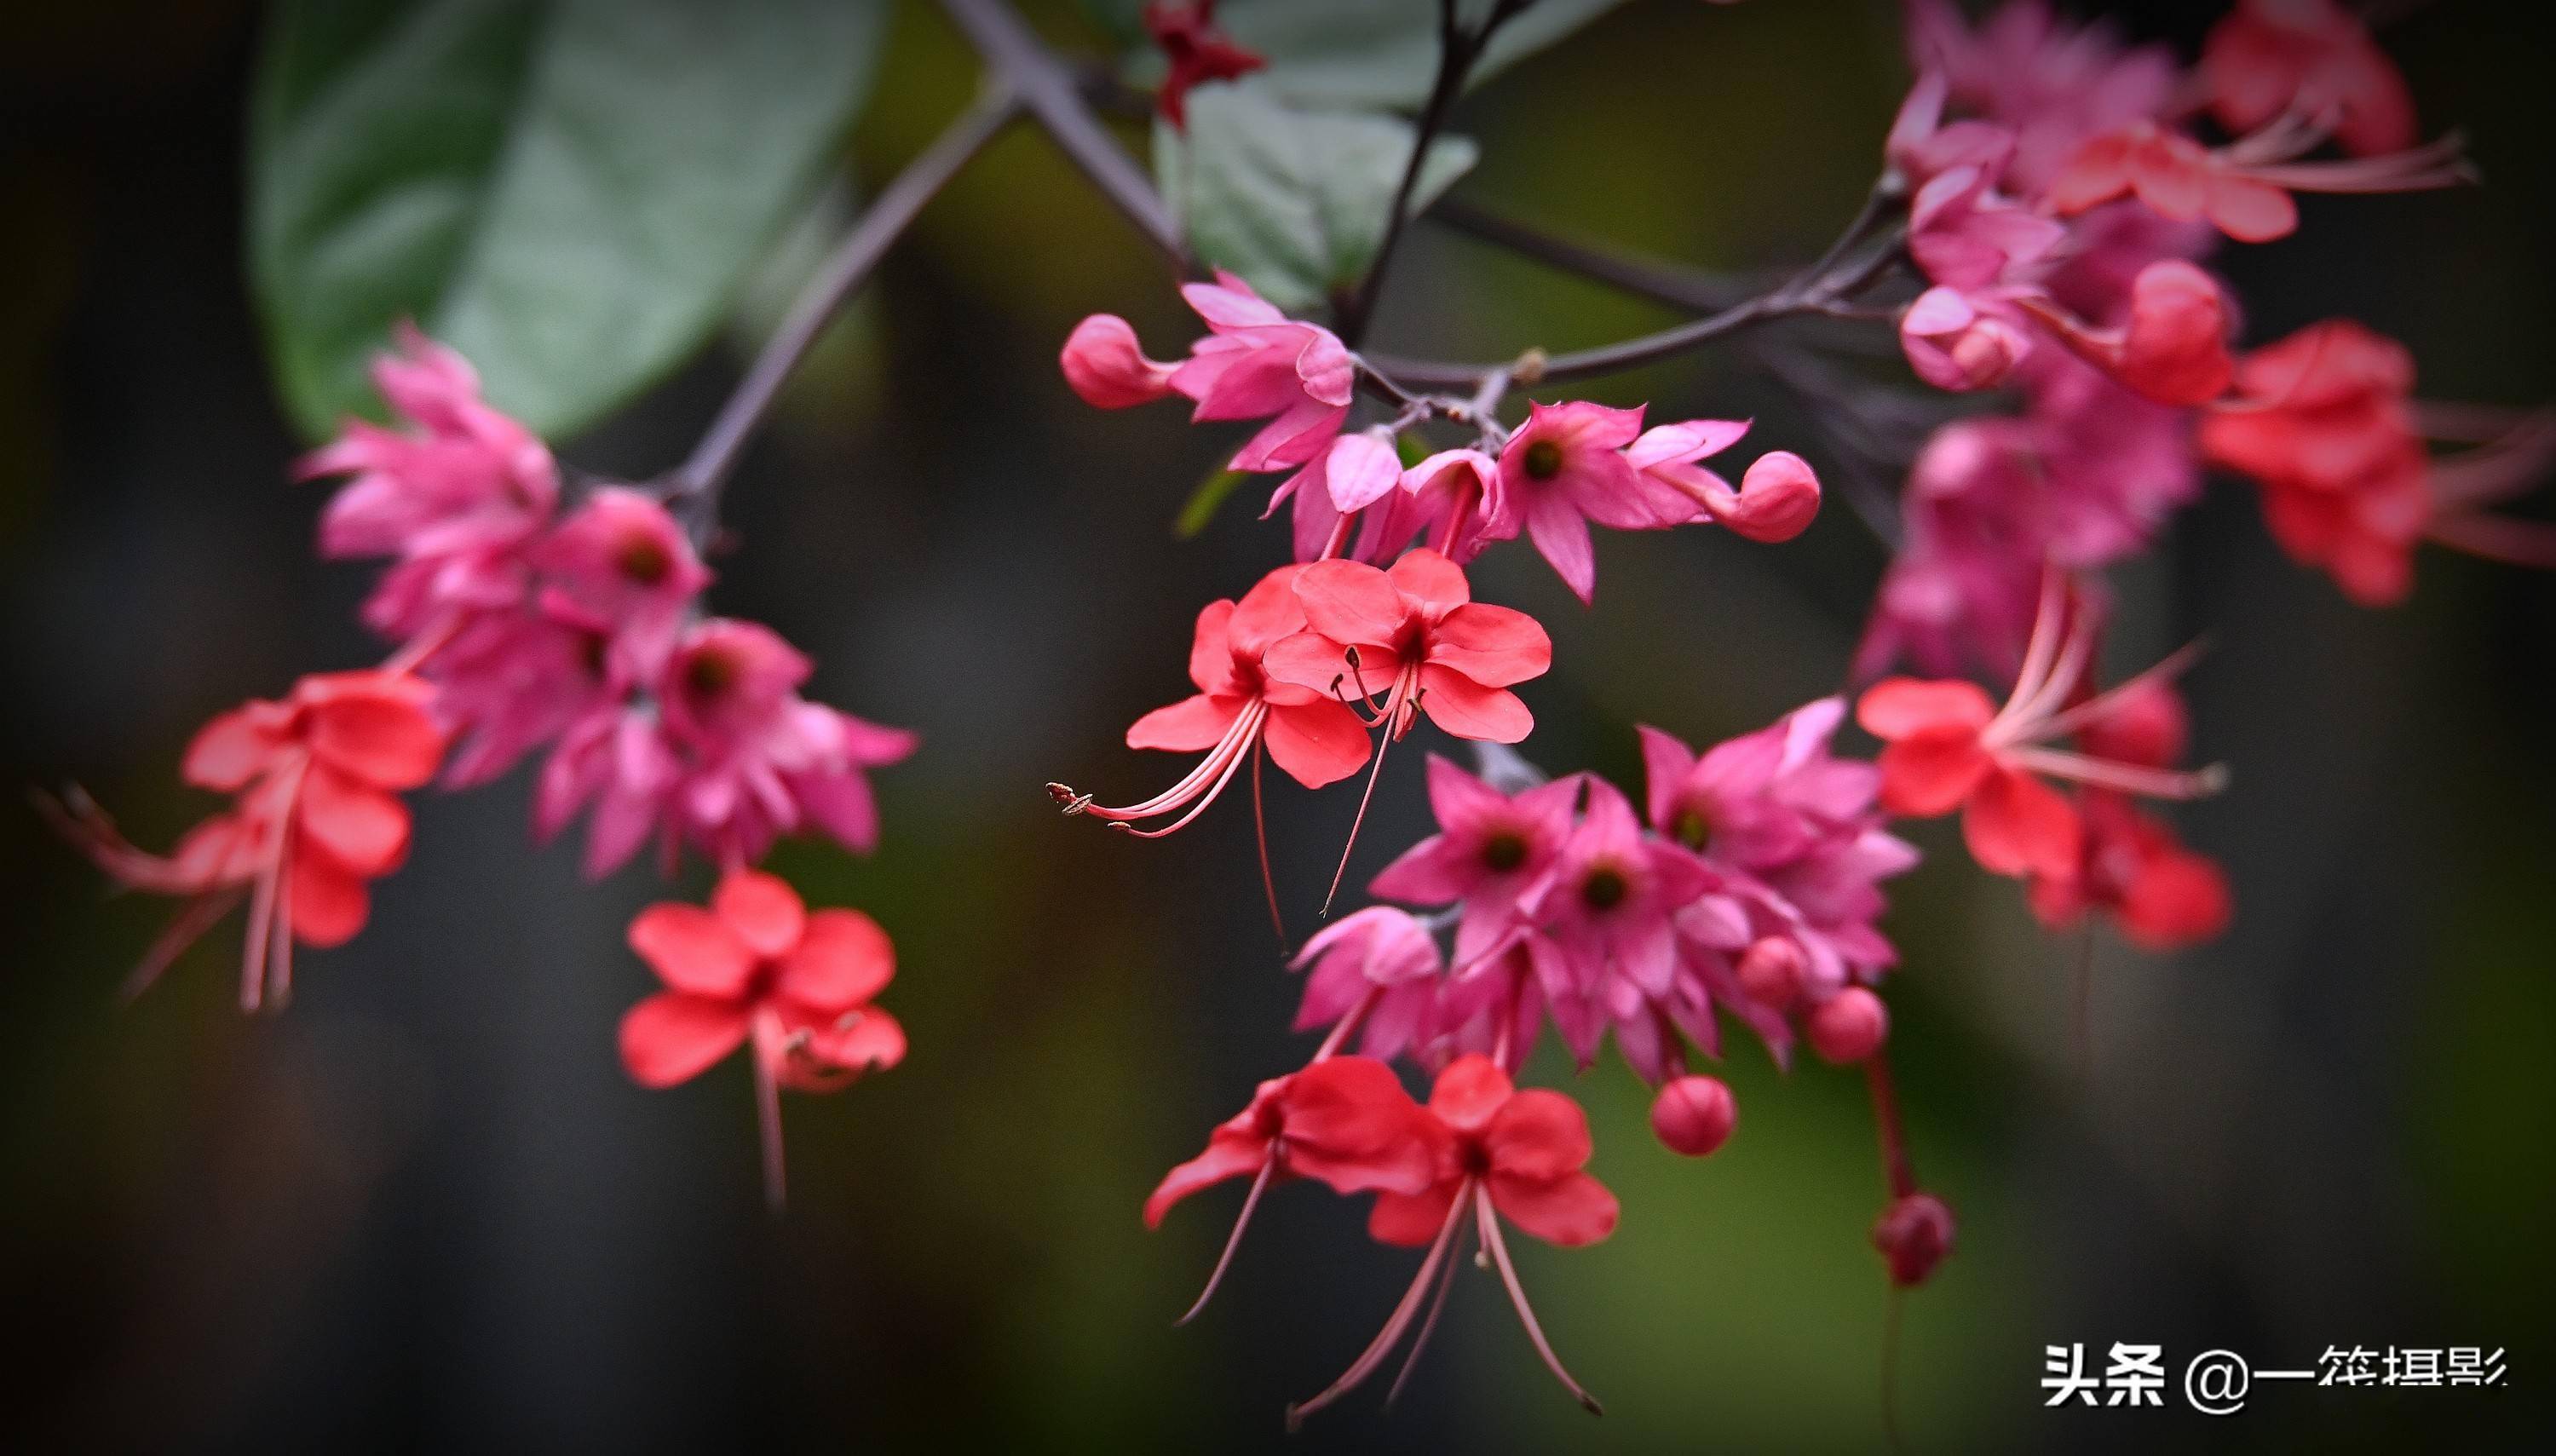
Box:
940;0;1183;259
1177;1158;1274;1326
1866;1050;1915;1200
669;83;1022;533
1430;196;1750;314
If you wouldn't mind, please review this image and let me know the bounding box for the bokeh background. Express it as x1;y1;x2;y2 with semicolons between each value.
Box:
5;0;2553;1450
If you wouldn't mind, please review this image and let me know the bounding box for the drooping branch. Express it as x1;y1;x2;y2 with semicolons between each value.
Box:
669;82;1025;534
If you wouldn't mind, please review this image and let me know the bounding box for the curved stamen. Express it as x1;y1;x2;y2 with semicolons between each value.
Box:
2034;639;2208;745
1386;1223;1471;1407
1177;1157;1275;1327
1321;668;1414;914
1475;1182;1602;1414
2004;746;2229;798
754;1014;788;1212
1110;730;1258;838
122;888;248;1003
1285;1184;1474;1430
2001;570;2069;716
1073;700;1268;822
1251;740;1286;948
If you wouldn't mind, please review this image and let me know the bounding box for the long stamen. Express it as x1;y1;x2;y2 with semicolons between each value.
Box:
1312;984;1384;1062
2003;610;2096;736
1386;1223;1471;1407
1177;1157;1275;1327
1474;1183;1603;1414
121;889;248;1003
1066;701;1267;822
1286;1187;1473;1430
239;847;280;1015
1110;730;1258;838
2003;747;2229;799
267;829;297;1010
1321;672;1409;915
2426;512;2556;568
755;1018;788;1212
2001;570;2068;716
2034;639;2208;745
1251;740;1287;949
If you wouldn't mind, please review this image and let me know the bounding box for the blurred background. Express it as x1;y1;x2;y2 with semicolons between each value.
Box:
3;0;2552;1450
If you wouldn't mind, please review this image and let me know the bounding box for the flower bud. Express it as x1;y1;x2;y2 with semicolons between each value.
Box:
1872;1191;1956;1287
1060;314;1177;408
2116;262;2235;406
1715;452;1822;543
1806;987;1890;1064
1901;287;2026;393
1650;1074;1737;1158
1736;935;1806;1010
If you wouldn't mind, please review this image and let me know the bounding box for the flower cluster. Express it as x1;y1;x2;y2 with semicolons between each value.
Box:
1866;0;2542;678
49;325;915;1206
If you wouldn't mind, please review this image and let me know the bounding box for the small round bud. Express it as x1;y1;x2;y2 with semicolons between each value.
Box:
1806;987;1889;1065
1736;935;1807;1010
1650;1074;1737;1158
1872;1192;1957;1287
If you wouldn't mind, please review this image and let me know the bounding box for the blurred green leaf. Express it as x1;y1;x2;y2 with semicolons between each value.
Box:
1172;465;1247;538
1131;0;1629;111
249;0;888;441
1156;77;1476;313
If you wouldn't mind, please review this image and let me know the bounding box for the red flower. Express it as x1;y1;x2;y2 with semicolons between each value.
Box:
619;868;904;1208
2018;260;2236;407
1289;1056;1612;1424
1264;549;1552;745
1855;578;2224;883
44;669;446;1010
2201;0;2415;158
2029;792;2233;952
1143;1;1265;129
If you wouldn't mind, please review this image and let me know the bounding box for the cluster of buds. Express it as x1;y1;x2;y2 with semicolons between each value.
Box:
48;325;915;1206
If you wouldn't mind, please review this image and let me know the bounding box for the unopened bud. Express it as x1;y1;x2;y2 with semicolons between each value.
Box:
1650;1074;1737;1157
1806;987;1889;1065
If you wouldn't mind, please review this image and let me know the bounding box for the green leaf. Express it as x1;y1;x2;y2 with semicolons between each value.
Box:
1155;77;1477;314
1132;0;1629;112
1173;466;1251;539
250;0;889;442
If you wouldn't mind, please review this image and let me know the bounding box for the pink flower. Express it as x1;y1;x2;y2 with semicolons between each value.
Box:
1903;0;2180;193
1267;429;1407;562
431;590;619;787
1290;1055;1610;1422
298;324;557;561
2018;260;2235;407
1056;272;1353;474
1524;777;1716;1010
535;487;711;680
1902;286;2029;392
44;670;447;1011
1368;754;1581;965
1907;163;2064;291
1495;401;1675;602
1264;550;1552;745
1056;563;1371;837
1623;418;1823;544
1361;446;1516;566
1638;699;1883;870
2201;0;2415;158
619;868;904;1207
1290;906;1445;1063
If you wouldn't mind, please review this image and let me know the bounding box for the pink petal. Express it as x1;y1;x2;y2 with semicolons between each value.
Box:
779;907;894;1010
627;903;756;998
619;993;750;1088
713;868;805;958
1417;667;1534;743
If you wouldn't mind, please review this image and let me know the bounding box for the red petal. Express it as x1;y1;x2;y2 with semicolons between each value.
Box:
181;702;290;791
1144;1125;1272;1229
1427;603;1551;688
1962;767;2082;879
779;907;893;1010
306;693;446;789
1281;1057;1443;1195
1264;699;1373;789
1415;668;1534;743
1185;599;1241;694
1367;1183;1460;1247
1427;1054;1513;1136
2206;176;2297;243
1385;547;1471;616
626;903;756;998
775;1004;907;1090
1126;693;1243;752
288;850;371;947
1856;676;1995;740
714;867;805;958
1292;558;1411;646
2121;849;2232;951
1489;1170;1620;1247
1227;565;1310;659
296;765;412;877
619;992;751;1088
1877;728;1994;816
1486;1088;1594;1182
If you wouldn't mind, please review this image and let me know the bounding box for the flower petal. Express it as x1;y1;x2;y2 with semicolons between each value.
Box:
1264;699;1373;789
1427;603;1551;688
714;868;806;958
619;992;751;1088
627;903;756;998
1486;1087;1594;1181
288;850;371;947
1416;667;1534;743
1855;676;1996;740
1489;1170;1619;1247
1126;693;1243;752
779;907;894;1010
1962;767;2081;879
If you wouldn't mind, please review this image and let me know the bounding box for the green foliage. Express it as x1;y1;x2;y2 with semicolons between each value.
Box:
1172;465;1250;539
249;0;888;441
1156;76;1475;314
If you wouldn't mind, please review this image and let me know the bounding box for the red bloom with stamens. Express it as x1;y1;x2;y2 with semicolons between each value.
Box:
1855;578;2225;881
2029;792;2232;951
1264;549;1551;745
45;669;446;1010
2047;118;2468;246
619;868;904;1208
1144;1056;1442;1230
2201;0;2415;158
1289;1055;1611;1423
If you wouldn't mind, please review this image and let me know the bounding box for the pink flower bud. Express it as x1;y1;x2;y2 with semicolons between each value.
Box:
1806;987;1890;1064
1714;452;1822;543
1736;935;1806;1009
1650;1074;1737;1158
1060;314;1177;408
2116;262;2236;406
1872;1191;1956;1287
1901;287;2026;393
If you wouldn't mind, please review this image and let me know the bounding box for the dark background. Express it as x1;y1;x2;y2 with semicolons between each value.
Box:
3;0;2551;1450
